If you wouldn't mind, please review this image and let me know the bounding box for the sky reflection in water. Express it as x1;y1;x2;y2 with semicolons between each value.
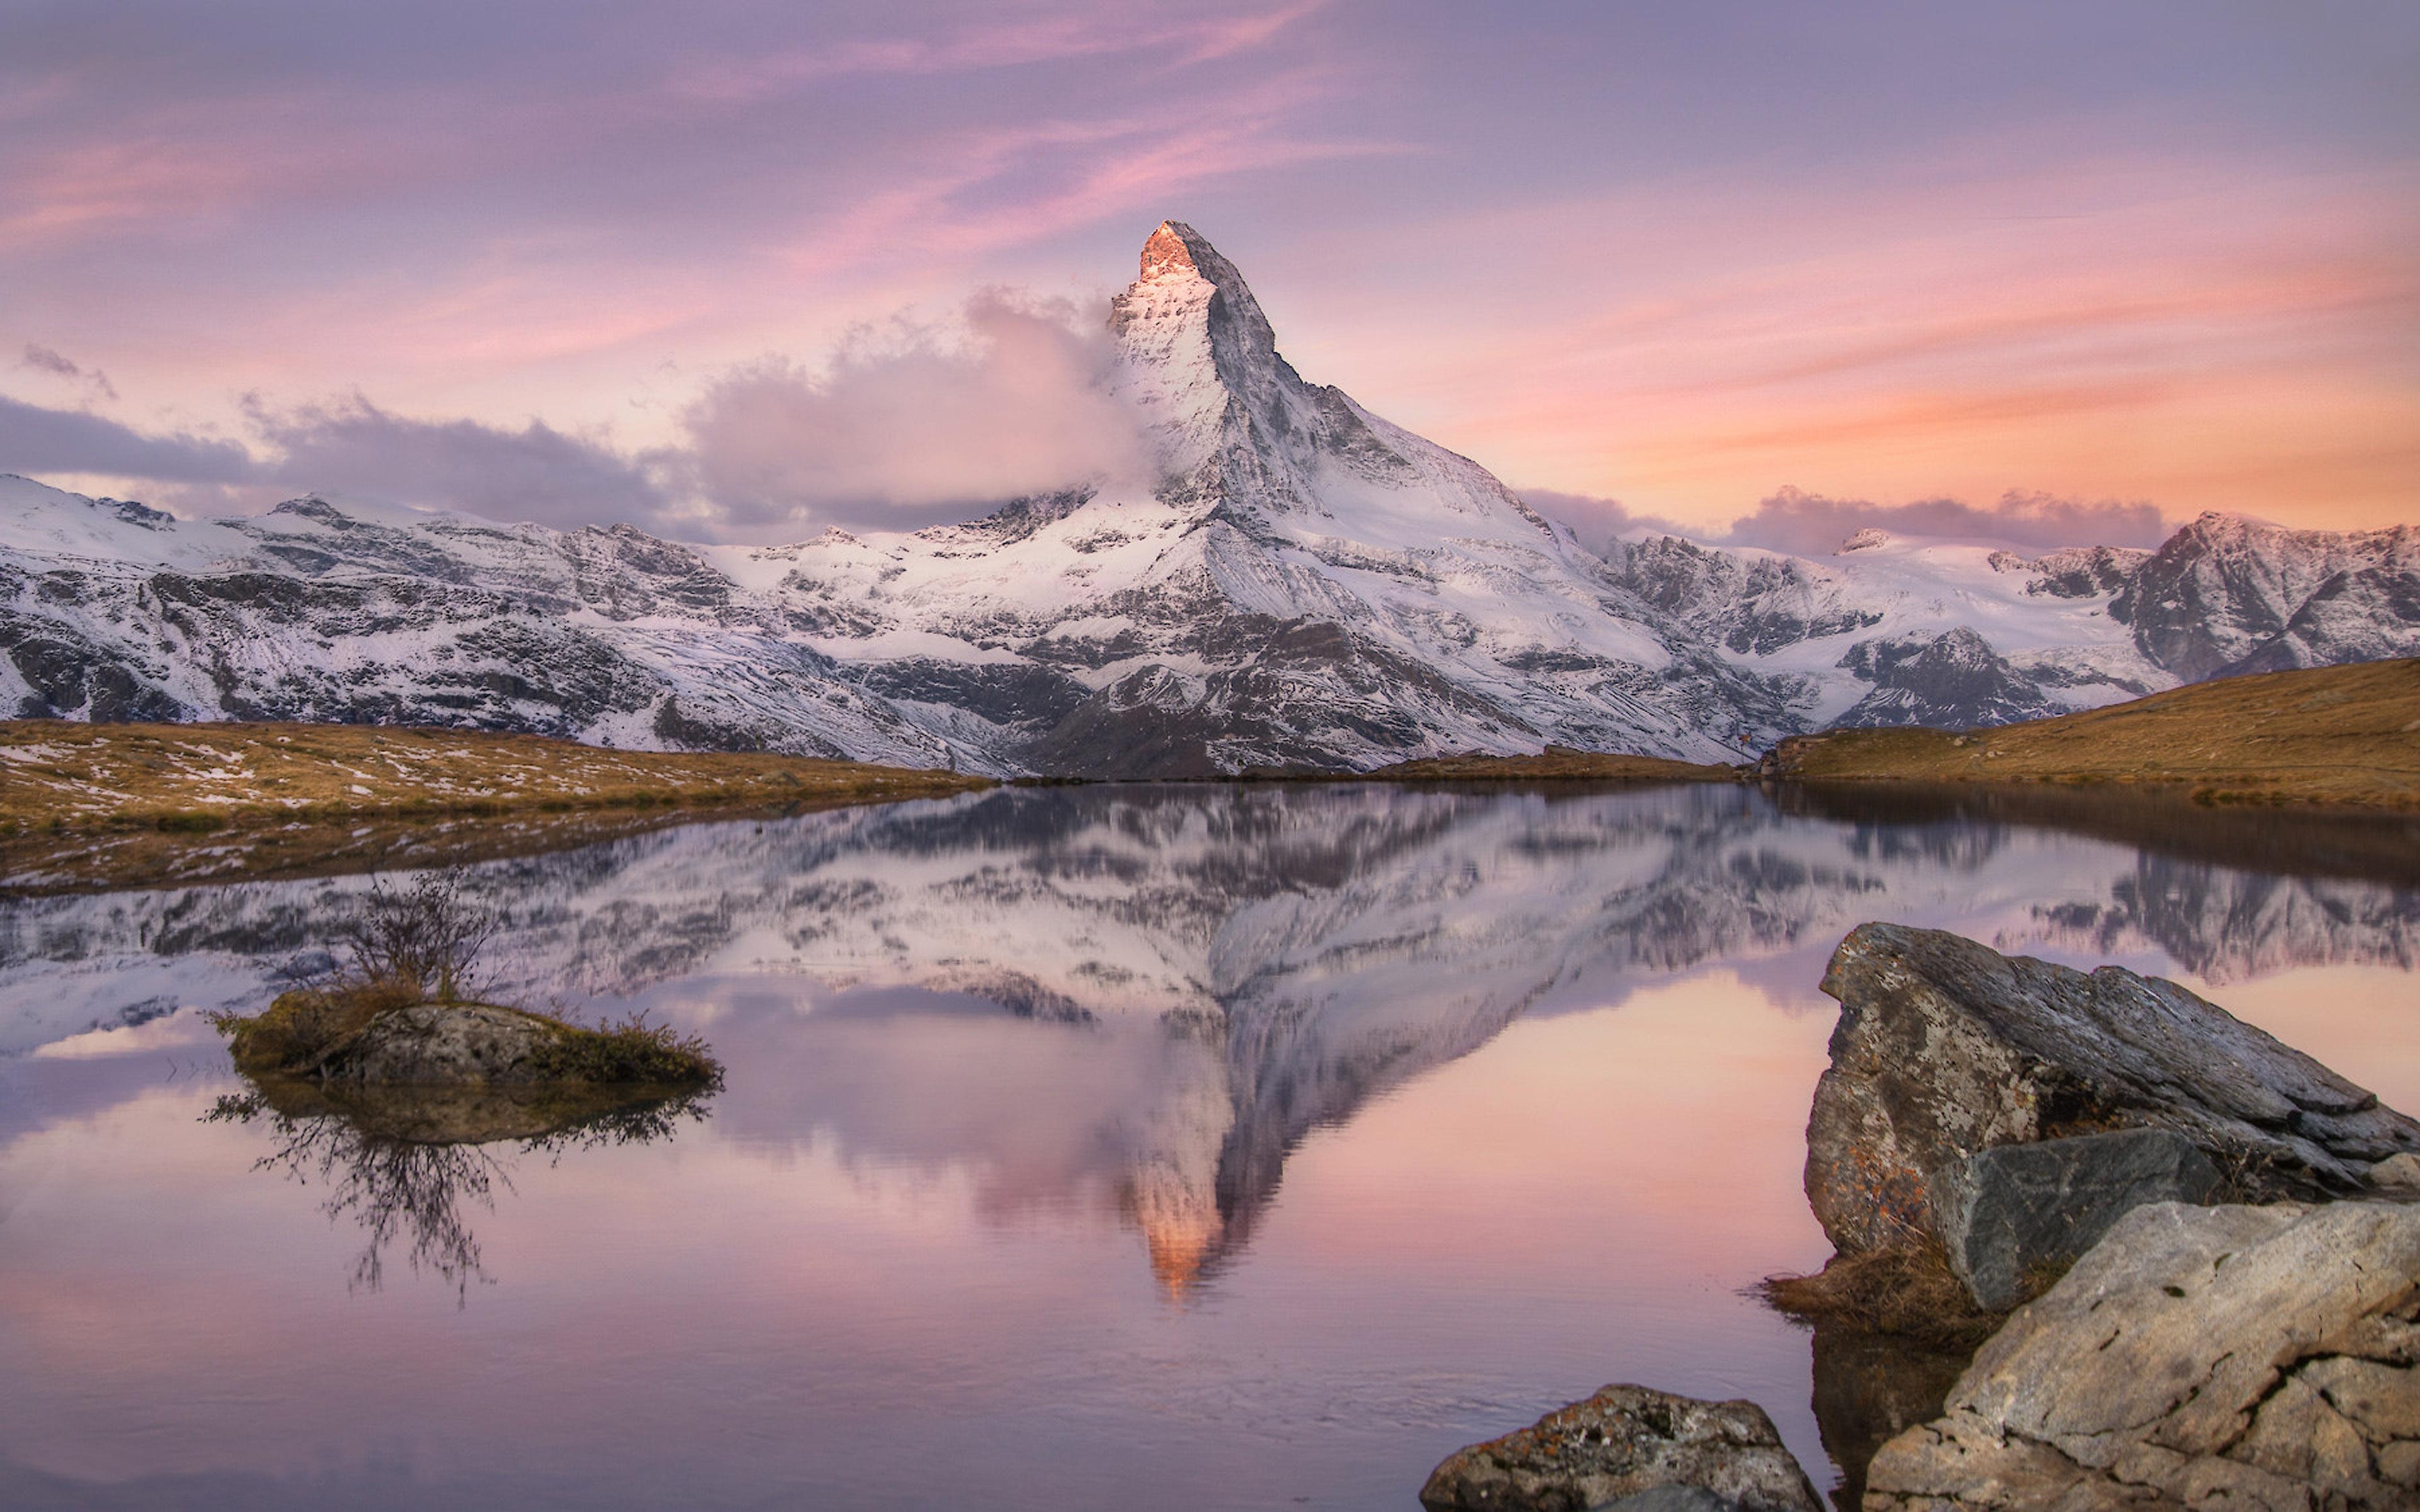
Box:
2;783;2414;1510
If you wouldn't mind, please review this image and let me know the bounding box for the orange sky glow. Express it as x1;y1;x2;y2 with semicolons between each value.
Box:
3;2;2414;541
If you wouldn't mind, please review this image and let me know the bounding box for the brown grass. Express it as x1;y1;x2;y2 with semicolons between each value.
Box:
217;980;423;1076
1767;658;2420;809
0;719;989;893
1756;1241;2009;1349
214;984;723;1089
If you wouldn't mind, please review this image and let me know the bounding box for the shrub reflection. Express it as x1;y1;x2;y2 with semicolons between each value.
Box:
205;1080;715;1300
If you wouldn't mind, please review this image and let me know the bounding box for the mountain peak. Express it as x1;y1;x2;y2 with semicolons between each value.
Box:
1139;221;1201;281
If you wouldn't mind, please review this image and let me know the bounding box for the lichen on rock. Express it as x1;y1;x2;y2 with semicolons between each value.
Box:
1417;1384;1823;1512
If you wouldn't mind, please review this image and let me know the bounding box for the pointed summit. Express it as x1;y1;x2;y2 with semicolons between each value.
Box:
1110;221;1295;483
1139;220;1199;281
1117;221;1279;353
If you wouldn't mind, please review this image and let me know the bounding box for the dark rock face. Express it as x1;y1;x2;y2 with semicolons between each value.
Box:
1600;1489;1744;1512
1865;1200;2420;1510
2020;544;2150;599
1806;924;2420;1257
1930;1128;2225;1309
1830;629;2061;731
1418;1385;1823;1512
1597;536;1882;656
2114;512;2420;680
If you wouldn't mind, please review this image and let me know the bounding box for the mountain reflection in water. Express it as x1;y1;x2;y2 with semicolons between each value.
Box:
3;783;2416;1511
5;783;2414;1299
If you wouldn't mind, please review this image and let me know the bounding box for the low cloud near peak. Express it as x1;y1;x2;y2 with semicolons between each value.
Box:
1528;484;2172;557
1;291;1154;542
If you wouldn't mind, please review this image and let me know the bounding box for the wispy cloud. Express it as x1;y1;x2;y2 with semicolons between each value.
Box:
664;1;1324;101
18;342;117;401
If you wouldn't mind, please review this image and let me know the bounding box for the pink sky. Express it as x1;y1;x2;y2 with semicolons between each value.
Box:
2;0;2414;541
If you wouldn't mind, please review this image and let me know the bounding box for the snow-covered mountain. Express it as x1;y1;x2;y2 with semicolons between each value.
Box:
3;222;2416;774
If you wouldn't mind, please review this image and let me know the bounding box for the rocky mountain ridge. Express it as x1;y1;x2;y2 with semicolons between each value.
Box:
4;222;2416;775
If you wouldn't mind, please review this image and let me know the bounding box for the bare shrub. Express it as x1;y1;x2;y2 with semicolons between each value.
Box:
343;868;495;1002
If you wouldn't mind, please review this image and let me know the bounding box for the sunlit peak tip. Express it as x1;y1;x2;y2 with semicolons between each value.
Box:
1140;220;1204;282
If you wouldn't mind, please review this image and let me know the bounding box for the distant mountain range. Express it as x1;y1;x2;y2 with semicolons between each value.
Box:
4;221;2416;776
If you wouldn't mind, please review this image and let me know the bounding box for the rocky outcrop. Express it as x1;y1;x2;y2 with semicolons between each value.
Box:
1830;629;2062;731
1418;1385;1823;1512
221;990;720;1092
2113;512;2420;681
321;1002;580;1085
1865;1200;2420;1509
1806;924;2420;1266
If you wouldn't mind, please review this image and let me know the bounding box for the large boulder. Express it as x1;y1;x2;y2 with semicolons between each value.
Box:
1865;1200;2420;1509
1931;1128;2225;1311
1418;1384;1823;1512
1807;924;2420;1259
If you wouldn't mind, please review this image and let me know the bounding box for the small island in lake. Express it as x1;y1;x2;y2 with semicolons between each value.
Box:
210;869;722;1117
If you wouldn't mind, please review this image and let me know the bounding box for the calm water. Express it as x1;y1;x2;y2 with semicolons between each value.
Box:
4;783;2416;1510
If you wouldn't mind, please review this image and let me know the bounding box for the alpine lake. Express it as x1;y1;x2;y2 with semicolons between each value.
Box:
4;779;2416;1511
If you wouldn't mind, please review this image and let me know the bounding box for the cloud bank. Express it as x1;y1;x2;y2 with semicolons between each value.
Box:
1721;486;2170;554
3;292;1150;539
0;393;256;484
6;356;2182;556
679;292;1150;533
1526;484;2172;557
245;395;677;532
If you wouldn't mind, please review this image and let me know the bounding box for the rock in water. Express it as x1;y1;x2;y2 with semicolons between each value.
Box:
325;1003;571;1084
1865;1200;2420;1509
1806;923;2420;1258
1418;1384;1823;1512
1931;1128;2225;1310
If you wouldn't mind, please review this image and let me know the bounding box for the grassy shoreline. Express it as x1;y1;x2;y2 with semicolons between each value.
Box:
0;719;988;893
1762;658;2420;810
8;660;2412;891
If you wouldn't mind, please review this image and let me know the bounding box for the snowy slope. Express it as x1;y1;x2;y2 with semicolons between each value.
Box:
4;222;2417;772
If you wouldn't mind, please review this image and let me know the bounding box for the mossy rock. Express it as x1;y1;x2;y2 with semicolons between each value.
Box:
219;987;720;1090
